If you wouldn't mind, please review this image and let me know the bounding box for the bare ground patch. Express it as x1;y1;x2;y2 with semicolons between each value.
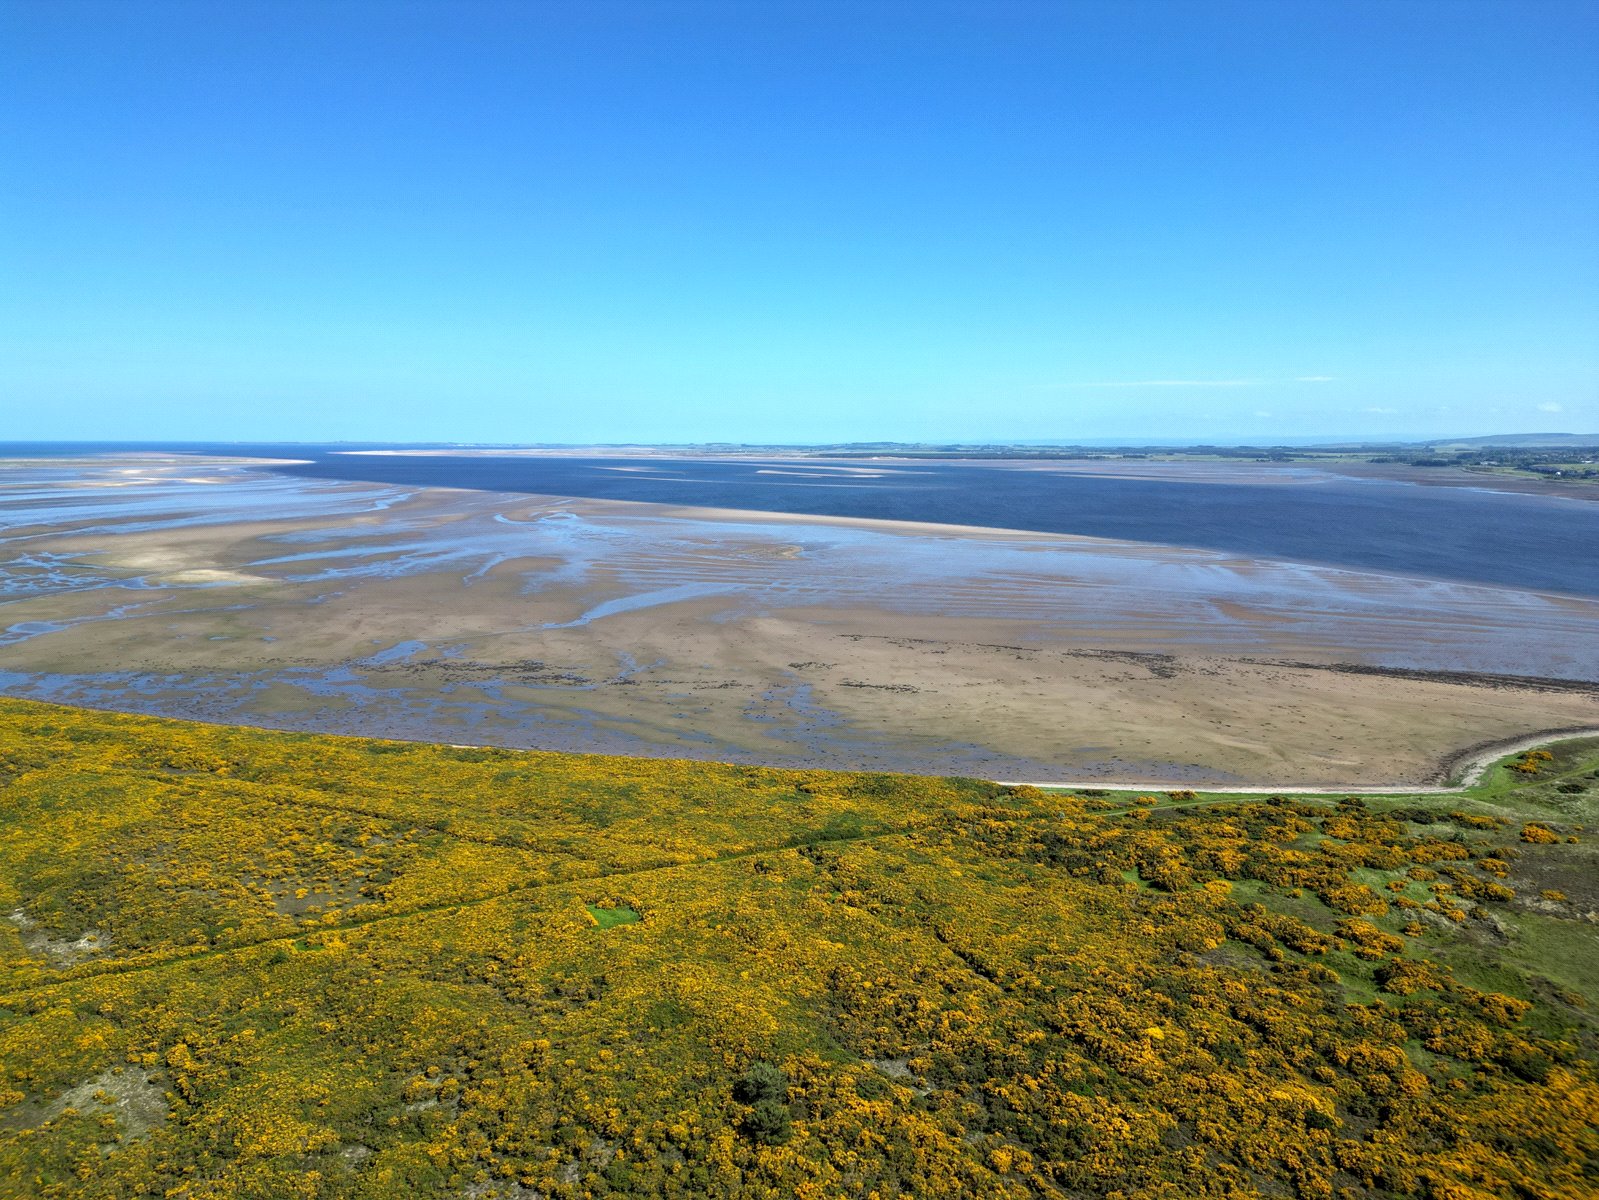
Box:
1;1066;169;1143
7;908;109;966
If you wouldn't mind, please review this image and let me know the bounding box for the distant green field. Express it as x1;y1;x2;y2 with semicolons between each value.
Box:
0;698;1594;1199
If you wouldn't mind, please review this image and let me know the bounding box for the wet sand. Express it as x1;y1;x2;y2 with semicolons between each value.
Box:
1;452;1596;787
935;455;1599;501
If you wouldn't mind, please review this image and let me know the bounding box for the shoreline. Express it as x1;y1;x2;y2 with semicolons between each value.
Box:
9;690;1595;797
994;726;1599;794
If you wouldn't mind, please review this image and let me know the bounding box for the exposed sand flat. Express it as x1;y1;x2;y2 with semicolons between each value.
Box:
99;549;273;586
1;453;1596;787
998;729;1599;793
946;455;1599;495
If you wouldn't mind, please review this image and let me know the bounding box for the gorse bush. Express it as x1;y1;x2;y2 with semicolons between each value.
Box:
0;699;1593;1199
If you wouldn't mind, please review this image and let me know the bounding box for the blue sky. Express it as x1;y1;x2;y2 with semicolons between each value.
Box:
2;0;1596;444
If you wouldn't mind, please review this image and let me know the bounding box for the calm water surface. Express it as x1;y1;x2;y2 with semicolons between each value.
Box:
4;444;1596;598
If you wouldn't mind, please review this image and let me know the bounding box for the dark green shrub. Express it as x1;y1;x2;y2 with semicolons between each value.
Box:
733;1061;787;1105
742;1098;793;1144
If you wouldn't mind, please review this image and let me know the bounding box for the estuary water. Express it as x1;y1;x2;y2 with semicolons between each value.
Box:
263;450;1599;597
4;444;1596;598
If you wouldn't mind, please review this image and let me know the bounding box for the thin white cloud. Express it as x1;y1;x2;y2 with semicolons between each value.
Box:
1253;410;1273;418
1363;407;1397;415
1537;402;1564;413
1042;375;1335;390
1044;379;1261;389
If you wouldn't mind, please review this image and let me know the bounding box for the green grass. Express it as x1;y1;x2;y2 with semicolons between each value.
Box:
1493;908;1599;1001
585;903;642;929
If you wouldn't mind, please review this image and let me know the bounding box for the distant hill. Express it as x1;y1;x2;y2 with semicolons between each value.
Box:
1422;433;1599;449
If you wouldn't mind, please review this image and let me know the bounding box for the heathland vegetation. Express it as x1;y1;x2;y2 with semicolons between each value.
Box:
0;698;1595;1198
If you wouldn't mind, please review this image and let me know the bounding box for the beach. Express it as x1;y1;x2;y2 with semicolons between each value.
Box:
1;451;1596;787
